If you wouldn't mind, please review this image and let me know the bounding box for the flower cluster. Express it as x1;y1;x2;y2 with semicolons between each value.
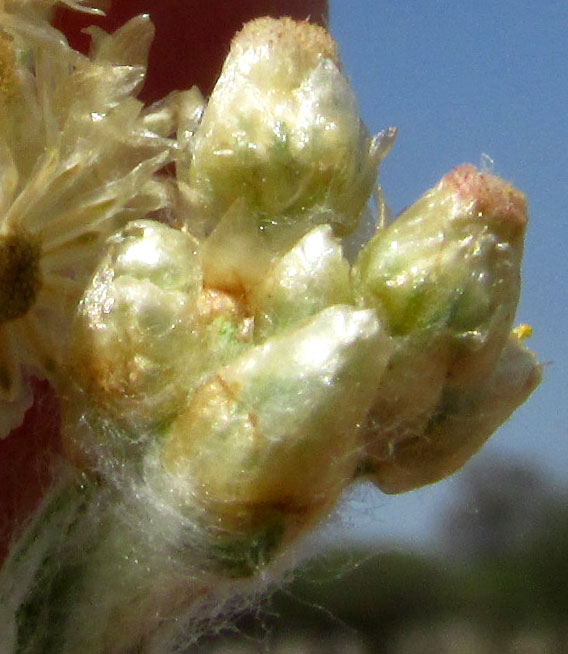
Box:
0;4;541;653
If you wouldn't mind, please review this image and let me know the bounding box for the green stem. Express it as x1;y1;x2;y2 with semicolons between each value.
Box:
0;470;93;653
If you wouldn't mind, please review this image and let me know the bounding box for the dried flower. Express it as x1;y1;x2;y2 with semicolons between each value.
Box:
0;7;174;434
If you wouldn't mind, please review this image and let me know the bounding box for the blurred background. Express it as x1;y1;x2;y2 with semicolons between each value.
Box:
189;2;567;651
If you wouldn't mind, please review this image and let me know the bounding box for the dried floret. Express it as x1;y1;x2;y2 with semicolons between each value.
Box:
0;7;175;434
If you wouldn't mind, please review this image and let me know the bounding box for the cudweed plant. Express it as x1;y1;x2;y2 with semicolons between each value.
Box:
0;2;541;653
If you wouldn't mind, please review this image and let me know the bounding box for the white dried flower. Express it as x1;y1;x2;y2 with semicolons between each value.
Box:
0;7;174;434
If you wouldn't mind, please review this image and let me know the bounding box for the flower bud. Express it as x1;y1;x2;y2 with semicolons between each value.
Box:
367;329;541;493
187;17;388;244
353;165;539;491
65;221;201;433
160;306;391;540
354;164;527;387
64;220;251;448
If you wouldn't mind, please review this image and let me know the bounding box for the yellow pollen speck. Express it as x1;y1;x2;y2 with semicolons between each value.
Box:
513;323;533;340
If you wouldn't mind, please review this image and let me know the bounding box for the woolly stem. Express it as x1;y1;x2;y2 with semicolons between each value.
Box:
0;463;281;653
0;470;92;653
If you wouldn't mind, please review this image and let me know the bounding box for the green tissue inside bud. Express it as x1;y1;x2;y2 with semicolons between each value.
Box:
16;559;85;653
0;231;42;323
251;224;352;339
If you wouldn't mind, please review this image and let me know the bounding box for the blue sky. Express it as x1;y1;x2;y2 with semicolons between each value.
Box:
328;1;568;547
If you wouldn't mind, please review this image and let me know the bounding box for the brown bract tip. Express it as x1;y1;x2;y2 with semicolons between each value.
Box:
232;16;339;67
442;164;527;231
